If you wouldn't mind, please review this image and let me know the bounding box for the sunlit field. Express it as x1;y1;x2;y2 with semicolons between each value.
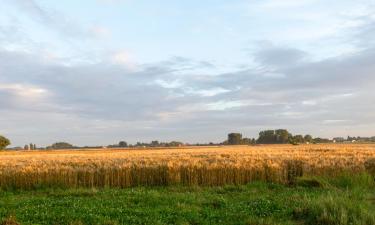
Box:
1;144;374;190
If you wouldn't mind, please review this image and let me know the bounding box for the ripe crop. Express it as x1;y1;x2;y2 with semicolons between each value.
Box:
0;144;374;189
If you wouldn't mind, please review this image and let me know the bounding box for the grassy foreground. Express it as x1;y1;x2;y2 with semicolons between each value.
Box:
0;174;374;225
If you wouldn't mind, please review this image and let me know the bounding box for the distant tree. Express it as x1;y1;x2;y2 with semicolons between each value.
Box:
258;130;276;144
275;129;291;144
24;145;29;150
151;141;159;147
242;138;249;145
257;129;316;145
119;141;128;148
168;141;183;147
50;142;74;149
304;135;313;143
293;135;305;143
0;135;10;150
333;137;345;143
241;138;256;145
313;138;331;143
29;143;34;150
228;133;243;145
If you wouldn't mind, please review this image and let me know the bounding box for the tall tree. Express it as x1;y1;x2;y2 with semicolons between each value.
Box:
0;135;10;150
258;130;276;144
293;135;305;143
304;135;313;143
275;129;291;143
228;133;243;145
119;141;128;147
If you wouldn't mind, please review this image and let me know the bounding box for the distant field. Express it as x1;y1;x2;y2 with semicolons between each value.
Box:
0;144;374;189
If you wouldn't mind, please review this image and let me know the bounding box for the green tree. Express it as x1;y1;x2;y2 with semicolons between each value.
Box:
313;137;331;143
151;141;159;147
0;135;10;150
275;129;291;143
241;138;252;145
257;130;275;144
228;133;243;145
168;141;183;147
49;142;74;150
241;138;256;145
119;141;128;148
293;135;305;143
304;135;313;143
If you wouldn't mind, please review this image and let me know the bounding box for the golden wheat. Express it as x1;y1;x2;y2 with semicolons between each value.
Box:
0;144;374;189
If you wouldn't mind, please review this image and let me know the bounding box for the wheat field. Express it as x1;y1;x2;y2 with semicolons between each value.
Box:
0;144;374;189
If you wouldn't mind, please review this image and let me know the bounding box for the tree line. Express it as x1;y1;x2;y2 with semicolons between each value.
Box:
225;129;317;145
1;130;375;150
107;140;184;148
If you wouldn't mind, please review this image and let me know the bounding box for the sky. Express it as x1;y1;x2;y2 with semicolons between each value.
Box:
0;0;375;146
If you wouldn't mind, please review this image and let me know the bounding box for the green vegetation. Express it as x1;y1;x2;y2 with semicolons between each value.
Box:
0;174;374;225
228;133;243;145
0;135;10;150
107;140;184;148
224;130;318;145
257;130;315;145
47;142;75;150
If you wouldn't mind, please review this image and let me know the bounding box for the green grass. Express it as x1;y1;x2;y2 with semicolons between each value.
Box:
0;174;374;225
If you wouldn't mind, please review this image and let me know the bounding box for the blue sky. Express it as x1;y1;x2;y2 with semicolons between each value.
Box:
1;0;375;146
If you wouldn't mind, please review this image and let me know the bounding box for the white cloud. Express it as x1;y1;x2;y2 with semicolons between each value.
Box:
0;83;47;99
205;100;248;111
155;79;183;89
184;87;231;97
